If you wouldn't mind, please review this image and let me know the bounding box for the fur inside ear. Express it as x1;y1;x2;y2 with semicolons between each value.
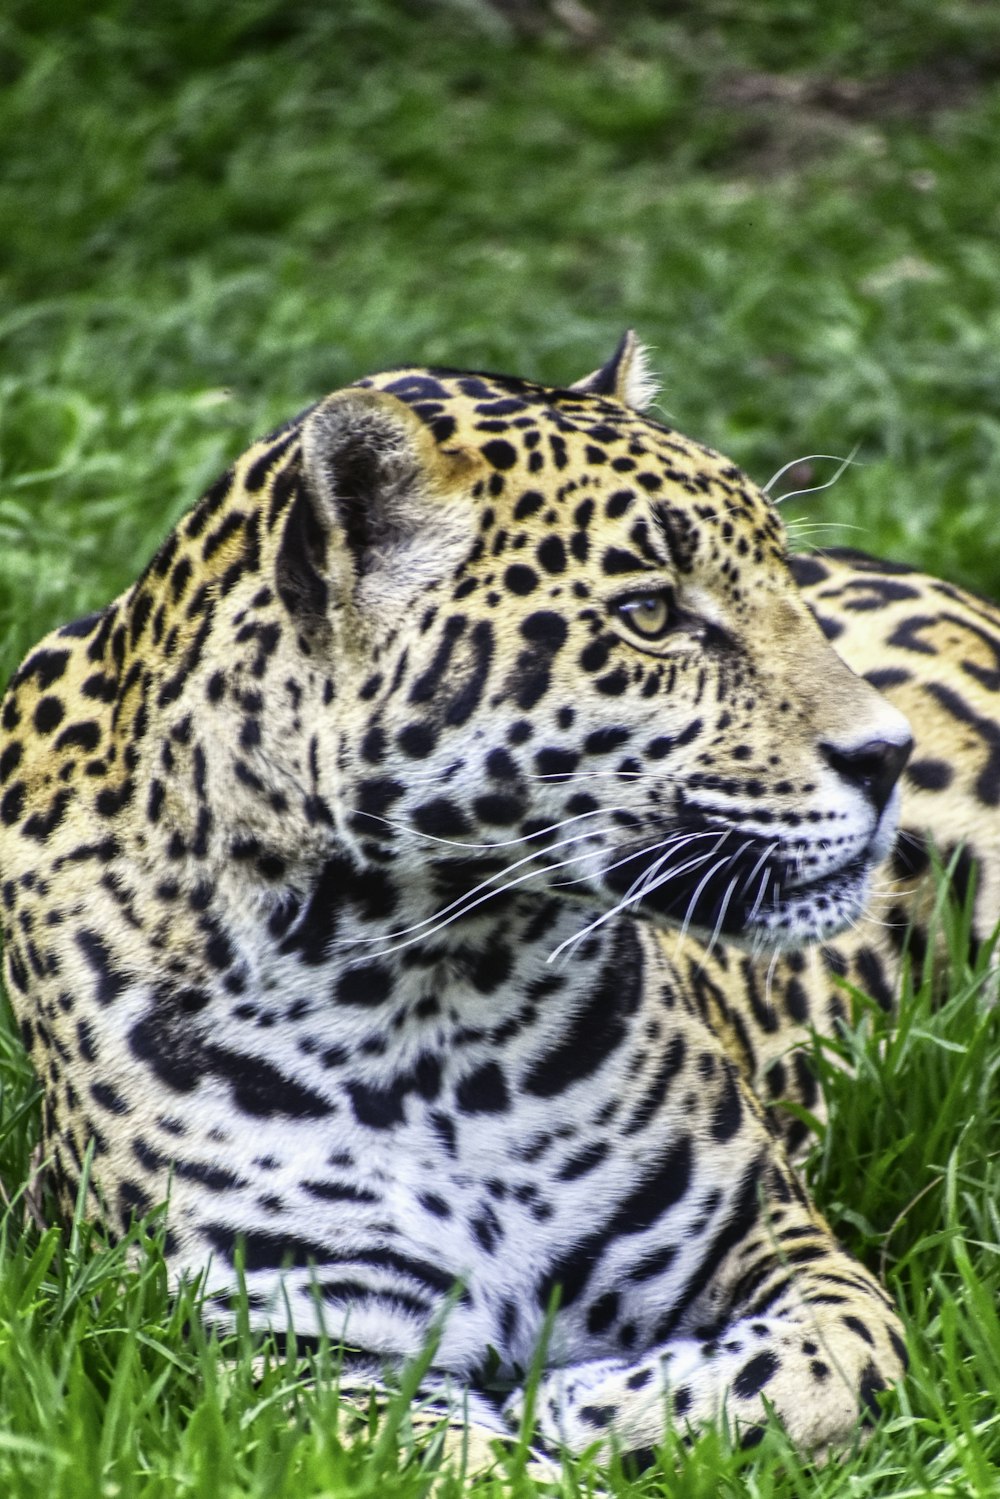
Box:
287;388;478;615
570;330;660;411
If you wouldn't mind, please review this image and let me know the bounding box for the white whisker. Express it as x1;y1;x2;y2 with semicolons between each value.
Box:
547;831;727;963
762;448;861;500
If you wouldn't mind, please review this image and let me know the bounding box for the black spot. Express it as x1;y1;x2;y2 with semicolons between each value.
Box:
245;433;296;492
0;782;26;825
348;1077;407;1129
513;490;545;520
202;920;235;971
534;746;579;780
356;776;405;818
537;535;566;573
360;725;386;764
207;1046;330;1118
128;1008;203;1093
75;930;126;1006
90;1079;129;1115
419;1191;452;1219
302;1177;379;1205
558;1140;608;1180
858;1360;887;1418
481;439;518;470
732;1350;779;1400
864;667;912;691
584;725;631;754
471;1204;503;1253
784;977;808;1024
519;611;567;651
854;945;894;1012
473;792;523;825
602;545;648;574
204;1222;334;1274
469;937;513;994
586;1290;619;1334
76;1017;97;1062
905;758;953;791
579;1404;617;1429
57;609;103;639
580;638;611;674
815;614;844;641
335;964;393;1007
0;740;22;782
456;1061;510;1114
412;797;470;838
596;666;629;696
505;564;538;595
22;788;73;840
94;780;135;817
33;696;65;735
55;720;101;753
408;615;467;704
397;722;437;758
628;1243;677;1282
384;373;451;402
788;555;830;587
842;1313;875;1346
17;648;70;690
431;1110;457;1157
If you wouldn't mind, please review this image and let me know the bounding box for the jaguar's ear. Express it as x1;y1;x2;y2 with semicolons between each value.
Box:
570;330;659;411
277;388;479;621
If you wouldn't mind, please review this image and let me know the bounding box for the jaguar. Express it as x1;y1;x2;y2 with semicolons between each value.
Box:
2;334;999;1462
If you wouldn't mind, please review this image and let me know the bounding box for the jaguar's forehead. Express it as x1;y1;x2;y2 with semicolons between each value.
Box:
357;365;786;573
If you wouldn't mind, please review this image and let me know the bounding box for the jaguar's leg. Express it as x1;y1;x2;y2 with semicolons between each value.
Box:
504;1179;906;1457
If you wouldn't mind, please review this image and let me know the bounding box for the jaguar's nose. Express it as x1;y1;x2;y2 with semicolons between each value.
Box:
819;734;914;818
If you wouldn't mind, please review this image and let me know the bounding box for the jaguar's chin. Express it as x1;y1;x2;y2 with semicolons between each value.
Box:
739;855;876;948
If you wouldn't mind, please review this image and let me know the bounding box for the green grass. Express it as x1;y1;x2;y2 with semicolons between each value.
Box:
2;0;1000;1491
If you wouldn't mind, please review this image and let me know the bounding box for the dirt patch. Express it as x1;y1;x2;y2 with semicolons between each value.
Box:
707;56;999;175
717;56;993;123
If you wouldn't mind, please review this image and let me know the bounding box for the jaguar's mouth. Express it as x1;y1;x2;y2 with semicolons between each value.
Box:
593;820;879;946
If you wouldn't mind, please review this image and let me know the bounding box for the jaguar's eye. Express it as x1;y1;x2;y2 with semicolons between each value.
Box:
613;588;676;641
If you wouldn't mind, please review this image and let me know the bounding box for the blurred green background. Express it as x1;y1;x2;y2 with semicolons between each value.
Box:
3;0;1000;683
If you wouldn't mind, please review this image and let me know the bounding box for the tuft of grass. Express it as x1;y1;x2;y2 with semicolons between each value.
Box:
3;0;1000;1491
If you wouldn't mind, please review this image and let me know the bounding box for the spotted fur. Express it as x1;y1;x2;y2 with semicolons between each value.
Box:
3;335;996;1459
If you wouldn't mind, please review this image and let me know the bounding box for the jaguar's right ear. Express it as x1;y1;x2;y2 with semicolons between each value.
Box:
276;388;480;626
570;331;659;411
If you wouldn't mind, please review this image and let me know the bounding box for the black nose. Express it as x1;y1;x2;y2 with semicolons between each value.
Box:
820;735;913;817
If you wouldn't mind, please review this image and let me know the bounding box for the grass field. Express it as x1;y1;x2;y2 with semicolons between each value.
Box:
2;0;1000;1492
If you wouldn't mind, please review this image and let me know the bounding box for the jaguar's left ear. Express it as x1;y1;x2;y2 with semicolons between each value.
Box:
570;330;659;411
278;388;481;624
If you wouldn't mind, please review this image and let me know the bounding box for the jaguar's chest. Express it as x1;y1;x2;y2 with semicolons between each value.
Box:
56;887;751;1364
